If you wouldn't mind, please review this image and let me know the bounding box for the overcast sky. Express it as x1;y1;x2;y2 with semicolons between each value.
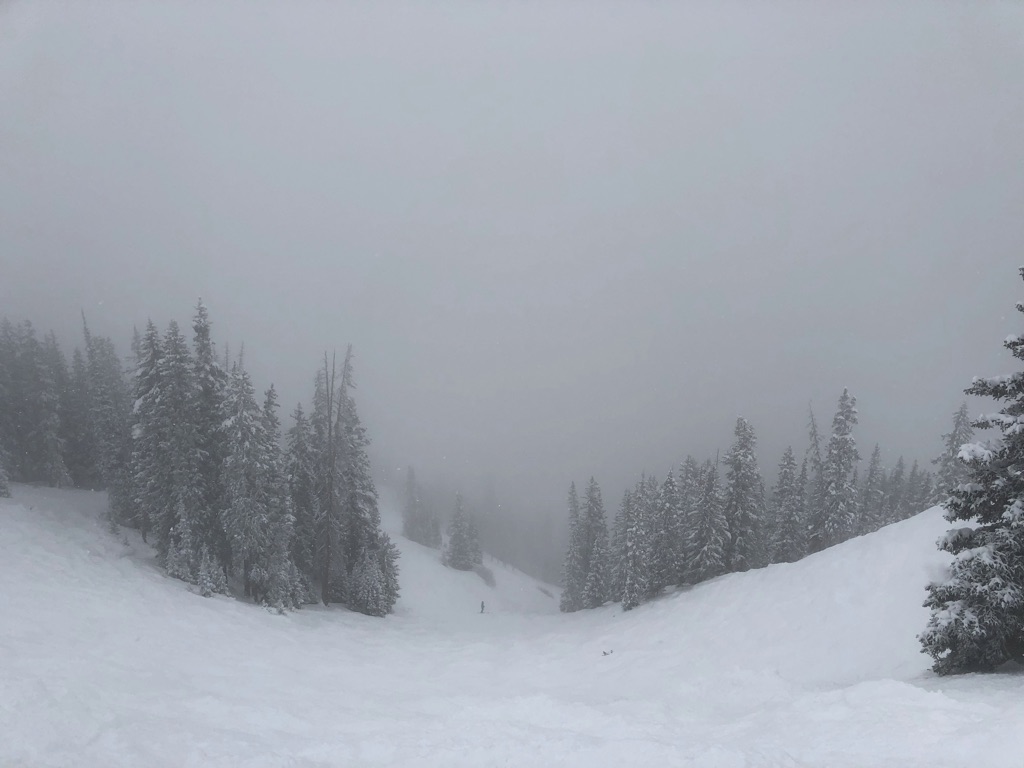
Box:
2;1;1023;520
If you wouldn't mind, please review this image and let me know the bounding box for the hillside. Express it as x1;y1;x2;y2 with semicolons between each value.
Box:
2;485;1023;767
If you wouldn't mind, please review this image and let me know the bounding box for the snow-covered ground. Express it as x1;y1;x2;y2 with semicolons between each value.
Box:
2;486;1022;767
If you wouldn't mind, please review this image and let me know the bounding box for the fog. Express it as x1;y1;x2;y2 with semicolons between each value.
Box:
2;1;1022;548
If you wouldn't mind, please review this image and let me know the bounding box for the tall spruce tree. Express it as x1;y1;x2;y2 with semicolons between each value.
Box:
809;389;859;552
932;402;974;504
84;330;133;525
333;347;397;614
129;321;165;541
722;417;766;572
922;270;1024;673
191;300;230;570
770;447;805;563
581;477;611;608
689;459;727;583
286;402;319;588
156;321;204;576
805;407;827;539
559;482;584;612
650;471;682;593
676;456;702;583
859;445;885;534
444;492;478;571
884;457;907;523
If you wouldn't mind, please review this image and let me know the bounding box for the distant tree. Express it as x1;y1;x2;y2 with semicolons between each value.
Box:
858;445;885;534
809;389;860;552
63;346;100;489
769;447;805;563
157;321;204;577
921;269;1024;674
884;456;908;523
286;403;319;590
676;456;702;583
190;300;230;570
804;407;827;538
932;402;974;504
722;417;766;571
444;492;479;571
619;476;655;611
581;478;611;608
559;482;584;612
689;459;727;583
129;321;165;542
610;490;631;603
650;471;682;593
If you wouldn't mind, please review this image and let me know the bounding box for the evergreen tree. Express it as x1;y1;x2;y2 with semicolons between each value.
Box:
618;475;657;609
676;456;702;583
809;389;859;552
190;300;230;570
286;403;319;587
444;492;478;571
650;471;682;592
883;457;907;523
689;460;728;583
933;402;974;504
560;481;584;612
129;321;165;542
156;321;204;576
922;270;1024;673
610;490;631;603
859;445;885;534
805;407;827;538
722;417;766;571
84;330;133;526
402;466;422;542
581;477;611;608
333;347;396;614
63;347;101;489
770;447;805;563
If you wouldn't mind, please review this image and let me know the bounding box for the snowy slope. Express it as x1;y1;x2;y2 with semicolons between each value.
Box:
2;486;1023;767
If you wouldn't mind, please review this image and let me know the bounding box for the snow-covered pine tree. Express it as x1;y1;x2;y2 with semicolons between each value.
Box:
257;385;305;609
559;482;584;612
883;456;907;523
378;532;401;613
63;346;100;489
581;477;611;609
444;492;478;571
770;447;805;563
333;347;396;614
932;402;974;505
904;460;932;518
221;364;276;598
310;355;344;603
922;269;1024;673
190;300;230;571
36;331;73;487
155;321;204;577
804;407;827;540
84;331;133;527
858;445;885;534
809;389;859;552
649;471;681;593
722;417;766;572
129;321;165;542
610;490;631;603
676;456;702;583
621;475;656;610
689;459;728;583
286;402;319;589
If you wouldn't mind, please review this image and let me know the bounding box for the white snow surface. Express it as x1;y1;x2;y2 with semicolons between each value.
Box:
2;486;1023;767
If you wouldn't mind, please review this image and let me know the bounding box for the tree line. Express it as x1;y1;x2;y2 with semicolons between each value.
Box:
0;302;399;616
561;389;968;613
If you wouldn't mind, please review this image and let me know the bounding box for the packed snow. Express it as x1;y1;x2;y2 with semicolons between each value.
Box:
2;485;1023;767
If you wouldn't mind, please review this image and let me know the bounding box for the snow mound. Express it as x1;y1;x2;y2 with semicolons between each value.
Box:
3;486;1023;767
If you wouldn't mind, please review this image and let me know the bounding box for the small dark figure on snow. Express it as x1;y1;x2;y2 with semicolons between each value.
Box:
480;601;485;614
